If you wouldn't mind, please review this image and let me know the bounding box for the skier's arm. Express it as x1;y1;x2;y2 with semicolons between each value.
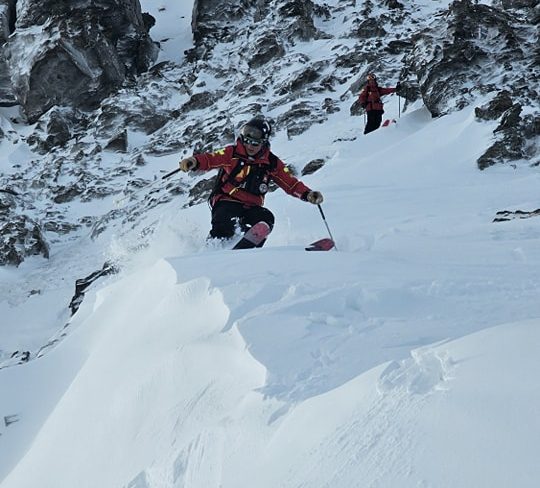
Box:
379;87;396;96
193;146;236;171
272;159;316;201
178;146;235;173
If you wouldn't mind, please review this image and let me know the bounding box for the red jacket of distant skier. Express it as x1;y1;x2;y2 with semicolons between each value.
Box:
194;141;311;207
358;81;396;112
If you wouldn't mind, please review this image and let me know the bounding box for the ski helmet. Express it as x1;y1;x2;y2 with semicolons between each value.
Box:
239;117;272;146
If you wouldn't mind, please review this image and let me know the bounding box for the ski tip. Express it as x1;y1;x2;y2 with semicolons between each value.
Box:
305;238;335;251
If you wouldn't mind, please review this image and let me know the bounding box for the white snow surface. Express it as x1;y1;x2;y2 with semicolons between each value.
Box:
1;105;540;487
1;1;540;487
139;0;194;63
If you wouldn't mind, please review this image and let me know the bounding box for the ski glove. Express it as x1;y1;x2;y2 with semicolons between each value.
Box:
179;156;197;172
306;191;324;205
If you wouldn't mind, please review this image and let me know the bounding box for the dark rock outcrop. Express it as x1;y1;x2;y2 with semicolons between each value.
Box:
104;129;129;153
69;262;119;315
95;82;178;138
475;91;514;121
0;0;15;38
302;158;326;176
400;0;539;168
493;208;540;222
277;101;327;137
5;0;158;122
0;194;50;266
406;0;521;116
192;0;256;48
187;176;217;207
352;17;387;38
0;0;16;105
247;33;286;69
278;0;319;41
26;107;84;153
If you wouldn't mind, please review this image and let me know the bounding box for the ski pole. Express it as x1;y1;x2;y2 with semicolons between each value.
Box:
161;167;182;180
114;167;181;205
317;204;338;251
398;95;401;118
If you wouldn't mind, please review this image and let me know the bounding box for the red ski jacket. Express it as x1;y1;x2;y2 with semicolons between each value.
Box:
194;141;311;207
358;81;396;112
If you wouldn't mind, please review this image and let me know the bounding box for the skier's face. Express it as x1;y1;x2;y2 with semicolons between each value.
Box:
244;141;262;156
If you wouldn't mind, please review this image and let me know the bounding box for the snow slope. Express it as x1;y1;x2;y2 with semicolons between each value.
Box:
139;0;194;63
1;0;540;486
1;101;540;487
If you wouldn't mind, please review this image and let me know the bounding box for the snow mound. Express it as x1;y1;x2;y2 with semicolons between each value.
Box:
2;250;539;487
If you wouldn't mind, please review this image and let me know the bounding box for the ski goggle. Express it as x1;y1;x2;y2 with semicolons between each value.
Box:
240;124;267;147
241;135;263;146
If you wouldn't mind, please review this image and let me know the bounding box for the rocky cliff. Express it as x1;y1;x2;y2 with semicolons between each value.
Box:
2;0;158;121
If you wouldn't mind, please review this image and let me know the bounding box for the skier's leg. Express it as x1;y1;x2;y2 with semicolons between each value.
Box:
372;110;383;131
364;110;383;134
364;111;376;134
241;206;275;247
209;201;244;239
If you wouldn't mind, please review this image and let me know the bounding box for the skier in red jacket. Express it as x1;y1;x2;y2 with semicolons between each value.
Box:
358;73;398;134
179;117;323;247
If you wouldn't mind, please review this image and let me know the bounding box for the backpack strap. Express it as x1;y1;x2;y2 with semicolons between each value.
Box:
208;157;245;205
268;151;278;172
208;149;278;205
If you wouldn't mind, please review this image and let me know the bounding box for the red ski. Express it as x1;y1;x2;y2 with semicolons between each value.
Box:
382;119;396;127
232;221;271;250
305;238;335;251
232;221;336;252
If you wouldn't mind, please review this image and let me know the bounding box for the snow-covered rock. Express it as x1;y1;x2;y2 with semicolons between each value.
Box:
402;0;539;168
0;0;16;106
5;0;158;122
0;192;49;266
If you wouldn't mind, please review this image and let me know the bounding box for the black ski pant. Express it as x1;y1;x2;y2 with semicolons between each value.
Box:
210;200;274;246
364;110;384;134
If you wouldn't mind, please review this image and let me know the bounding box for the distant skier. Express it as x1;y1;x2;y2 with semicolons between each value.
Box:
178;117;324;248
358;73;399;134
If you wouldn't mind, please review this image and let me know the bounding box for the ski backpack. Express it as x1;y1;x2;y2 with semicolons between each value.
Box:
208;150;278;205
